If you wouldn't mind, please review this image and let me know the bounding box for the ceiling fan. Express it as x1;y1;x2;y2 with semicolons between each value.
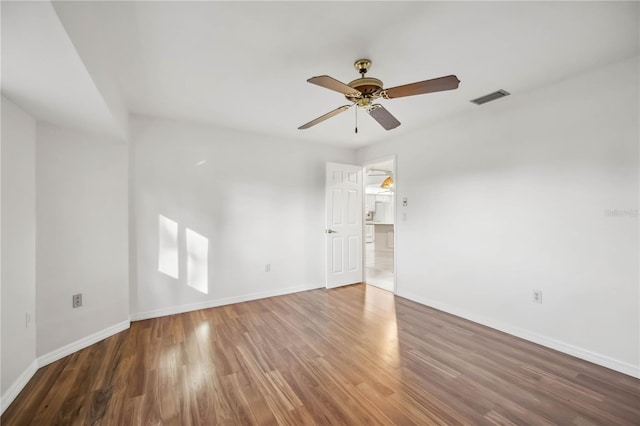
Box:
298;59;460;132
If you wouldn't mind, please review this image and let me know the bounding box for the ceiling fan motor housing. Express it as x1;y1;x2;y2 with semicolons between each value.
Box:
346;59;386;107
346;77;384;106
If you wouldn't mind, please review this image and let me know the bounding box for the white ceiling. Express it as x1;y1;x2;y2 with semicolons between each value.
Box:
2;1;639;148
1;1;127;139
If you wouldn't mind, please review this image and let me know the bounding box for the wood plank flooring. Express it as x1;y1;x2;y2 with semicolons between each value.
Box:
2;284;639;425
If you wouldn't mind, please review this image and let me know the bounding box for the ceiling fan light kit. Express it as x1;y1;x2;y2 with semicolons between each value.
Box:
298;59;460;132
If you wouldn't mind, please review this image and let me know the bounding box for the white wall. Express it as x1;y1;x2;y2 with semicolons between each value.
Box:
36;123;129;358
1;97;37;406
358;56;640;376
1;95;2;410
1;1;127;142
130;116;356;318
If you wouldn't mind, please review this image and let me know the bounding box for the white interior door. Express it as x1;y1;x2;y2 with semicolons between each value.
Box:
325;162;363;288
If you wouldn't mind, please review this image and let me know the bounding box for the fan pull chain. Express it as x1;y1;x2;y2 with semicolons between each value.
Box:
355;106;358;134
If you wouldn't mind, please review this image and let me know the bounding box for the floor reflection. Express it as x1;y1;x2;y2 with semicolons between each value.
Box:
365;241;394;291
364;284;400;366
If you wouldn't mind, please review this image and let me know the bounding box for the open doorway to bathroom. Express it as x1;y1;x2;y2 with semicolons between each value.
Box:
363;158;395;293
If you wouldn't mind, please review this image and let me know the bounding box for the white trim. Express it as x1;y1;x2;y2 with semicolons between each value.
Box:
1;359;38;415
398;290;640;379
3;284;322;414
2;320;131;414
37;320;130;368
130;283;322;321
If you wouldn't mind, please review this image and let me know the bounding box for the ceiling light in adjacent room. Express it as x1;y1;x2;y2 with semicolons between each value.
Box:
381;176;393;189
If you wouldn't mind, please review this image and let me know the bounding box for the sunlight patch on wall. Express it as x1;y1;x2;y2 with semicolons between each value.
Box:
158;214;179;279
186;228;209;294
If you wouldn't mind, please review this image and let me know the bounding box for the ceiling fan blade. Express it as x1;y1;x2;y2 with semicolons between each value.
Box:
307;75;361;96
298;105;352;130
369;105;401;130
385;75;460;99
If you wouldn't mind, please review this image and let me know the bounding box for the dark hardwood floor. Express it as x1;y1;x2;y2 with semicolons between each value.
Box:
2;284;639;425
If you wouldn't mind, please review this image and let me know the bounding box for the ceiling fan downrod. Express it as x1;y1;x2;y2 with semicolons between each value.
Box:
354;59;371;77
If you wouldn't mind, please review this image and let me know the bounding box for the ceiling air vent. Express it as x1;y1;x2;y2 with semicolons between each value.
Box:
470;89;510;105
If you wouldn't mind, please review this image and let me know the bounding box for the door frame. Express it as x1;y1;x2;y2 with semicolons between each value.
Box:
362;154;397;294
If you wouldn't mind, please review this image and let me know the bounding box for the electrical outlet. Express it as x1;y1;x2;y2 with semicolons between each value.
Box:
72;293;83;308
532;289;542;304
265;264;271;272
402;197;408;207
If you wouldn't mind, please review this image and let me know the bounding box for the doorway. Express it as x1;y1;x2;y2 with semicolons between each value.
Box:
363;157;396;293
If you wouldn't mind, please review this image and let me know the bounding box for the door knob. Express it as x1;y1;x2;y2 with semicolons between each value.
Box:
325;229;338;233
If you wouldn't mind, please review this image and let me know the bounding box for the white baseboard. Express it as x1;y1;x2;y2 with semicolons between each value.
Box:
1;359;38;415
37;320;131;368
130;283;323;321
1;320;131;415
2;287;636;417
398;290;640;379
2;284;321;415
